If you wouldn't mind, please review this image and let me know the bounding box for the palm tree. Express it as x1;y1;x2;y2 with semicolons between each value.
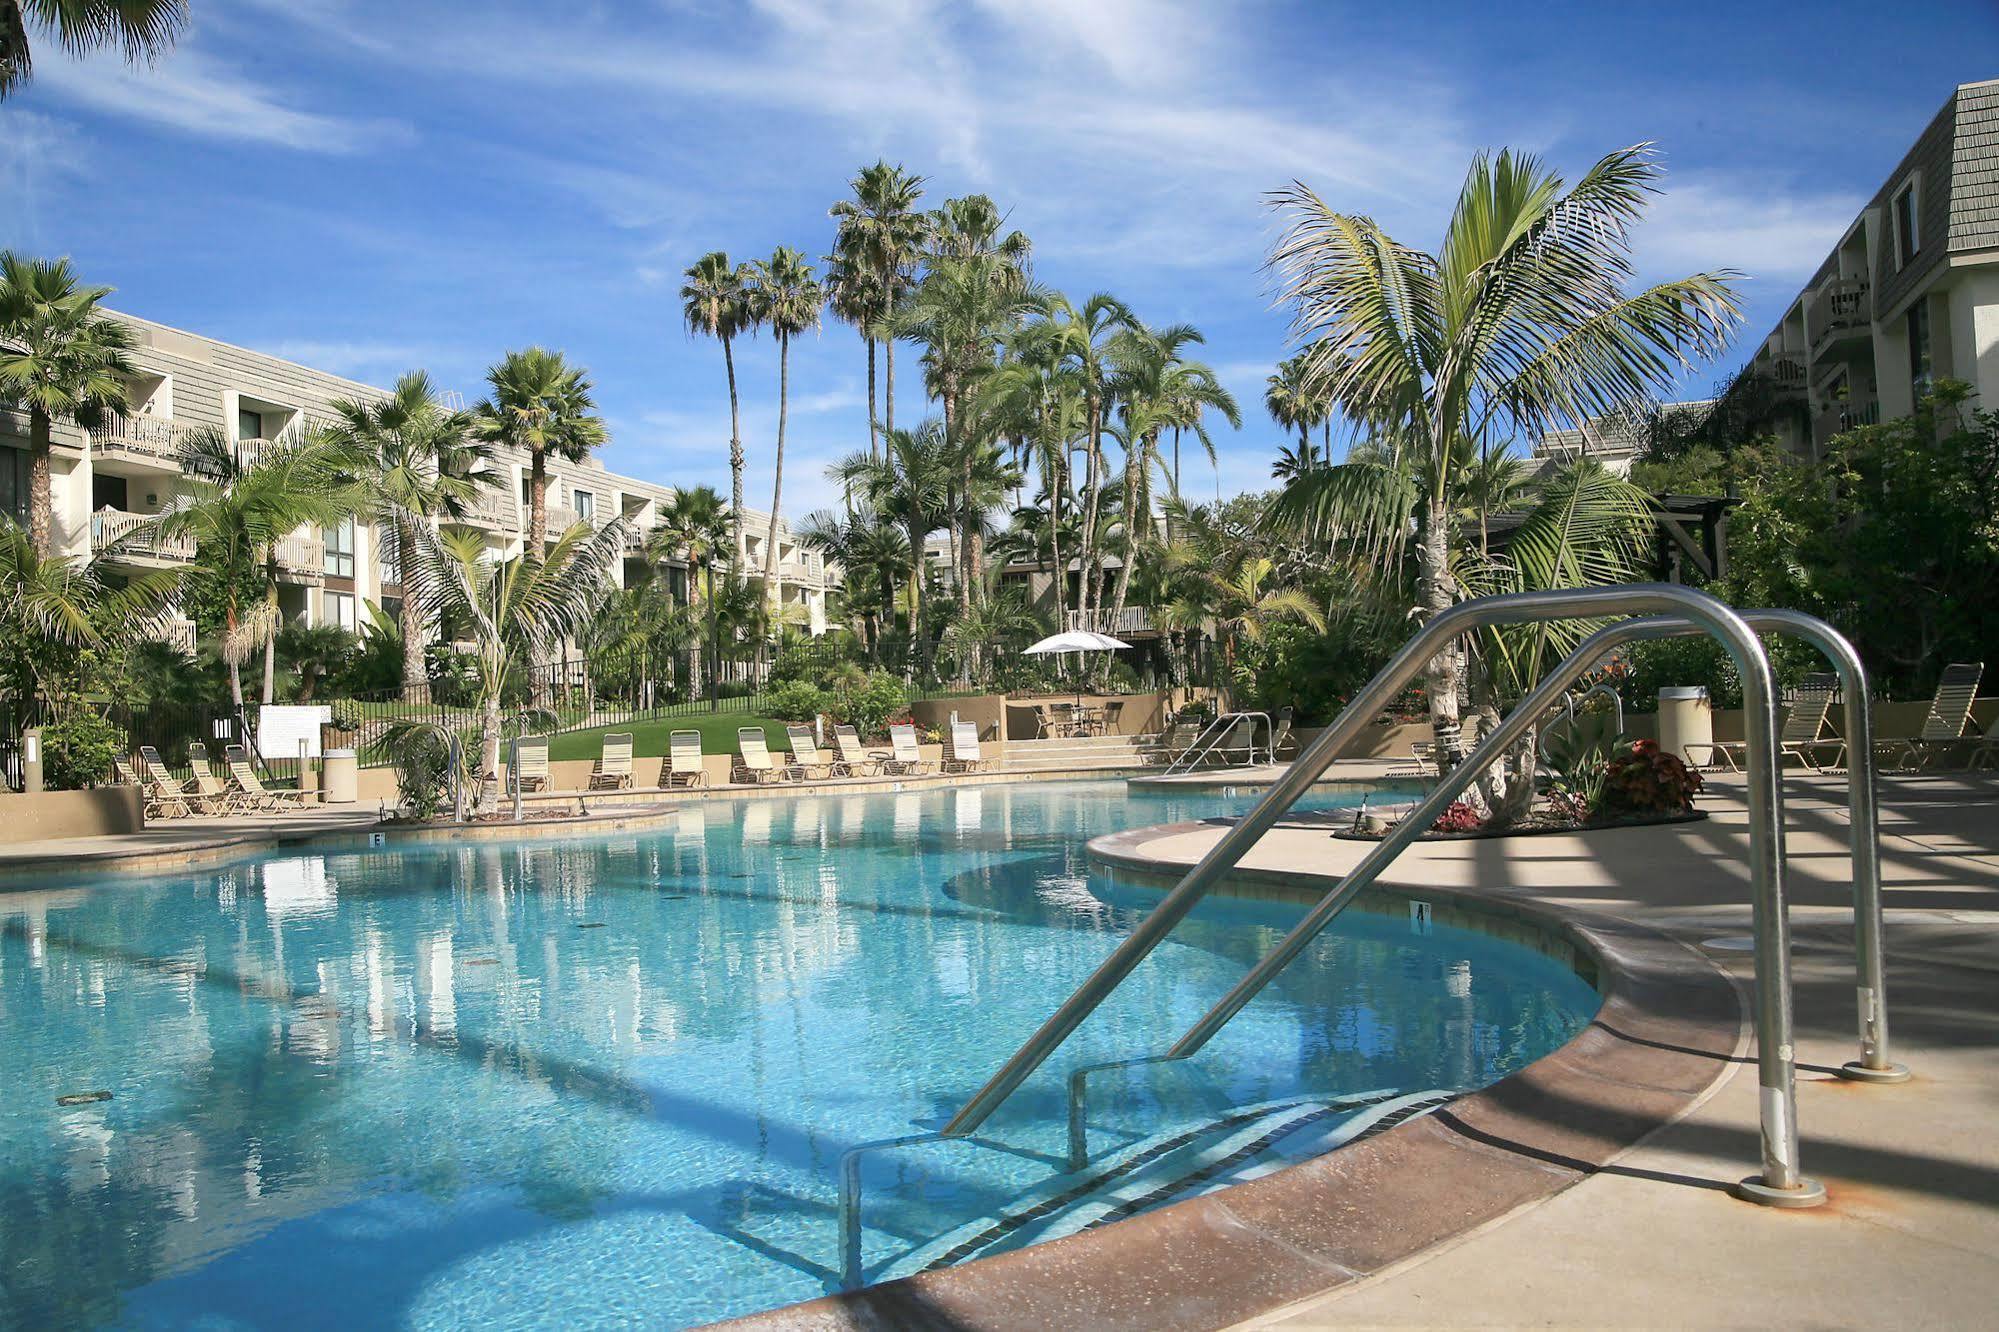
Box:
0;0;186;100
322;370;493;704
796;504;907;663
831;421;954;664
147;427;359;711
1271;437;1324;481
645;485;732;699
1267;144;1741;764
745;247;823;598
0;517;174;707
681;253;755;573
828;161;928;454
474;347;607;556
0;252;136;557
1264;354;1324;457
400;516;625;813
1029;292;1133;623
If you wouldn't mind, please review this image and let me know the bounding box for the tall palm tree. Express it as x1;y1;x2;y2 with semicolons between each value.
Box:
0;0;186;100
1264;354;1324;457
0;517;174;707
1267;144;1741;764
1029;292;1134;622
0;252;136;557
796;504;906;663
399;516;625;813
474;347;607;557
147;427;359;711
745;247;823;598
322;370;492;704
681;252;755;574
828;161;928;454
1159;552;1326;705
645;485;732;698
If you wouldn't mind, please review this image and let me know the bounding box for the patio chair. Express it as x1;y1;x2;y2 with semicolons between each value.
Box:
588;732;634;790
1688;674;1842;772
784;724;838;781
514;737;551;793
225;745;310;812
943;721;988;774
187;742;251;814
1395;740;1438;778
882;723;933;776
118;753;193;820
1880;662;1986;770
141;745;225;816
1099;699;1125;736
732;727;786;784
661;730;708;787
1271;708;1299;760
1962;712;1999;771
832;724;882;777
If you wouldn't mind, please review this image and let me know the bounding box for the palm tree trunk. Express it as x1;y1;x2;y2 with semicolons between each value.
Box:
28;408;53;559
884;337;896;446
866;337;879;462
762;332;789;601
725;333;746;583
398;524;430;704
1045;449;1066;625
226;598;244;710
1417;497;1467;766
1104;435;1146;654
1079;403;1104;622
478;691;502;814
528;449;548;556
261;557;279;706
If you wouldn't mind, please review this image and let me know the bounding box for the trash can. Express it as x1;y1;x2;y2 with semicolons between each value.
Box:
322;748;359;805
1656;687;1712;767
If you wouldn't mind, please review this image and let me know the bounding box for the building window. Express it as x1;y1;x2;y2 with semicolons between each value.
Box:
1892;181;1919;270
1908;300;1932;396
323;590;356;633
575;489;595;523
237;407;265;441
0;447;25;525
324;517;355;578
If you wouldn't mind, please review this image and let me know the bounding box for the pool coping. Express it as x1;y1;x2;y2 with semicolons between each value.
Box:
723;818;1744;1332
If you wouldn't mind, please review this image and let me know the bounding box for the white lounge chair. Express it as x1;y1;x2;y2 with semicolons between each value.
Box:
661;730;708;787
943;721;988;774
588;732;634;790
832;725;881;777
1881;663;1985;770
225;745;310;811
514;737;551;793
784;724;837;781
1690;676;1842;772
882;724;932;776
732;727;785;784
119;753;193;819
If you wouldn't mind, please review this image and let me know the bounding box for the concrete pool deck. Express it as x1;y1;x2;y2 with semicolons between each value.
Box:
1128;771;1999;1329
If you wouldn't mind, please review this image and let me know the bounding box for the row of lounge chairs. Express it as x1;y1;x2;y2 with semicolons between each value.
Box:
510;721;991;796
1692;662;1995;773
116;742;310;819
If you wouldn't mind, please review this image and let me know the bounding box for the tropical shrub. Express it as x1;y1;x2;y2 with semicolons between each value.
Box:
828;670;907;738
42;711;123;790
762;680;828;722
1430;800;1483;833
373;723;456;821
1598;739;1703;816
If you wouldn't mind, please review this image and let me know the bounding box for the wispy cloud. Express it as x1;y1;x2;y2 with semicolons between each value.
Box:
34;46;408;154
1638;175;1863;283
0;110;89;241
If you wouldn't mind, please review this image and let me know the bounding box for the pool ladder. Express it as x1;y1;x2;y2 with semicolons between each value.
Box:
836;586;1908;1289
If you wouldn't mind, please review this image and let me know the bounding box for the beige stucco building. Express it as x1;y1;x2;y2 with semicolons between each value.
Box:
0;311;830;655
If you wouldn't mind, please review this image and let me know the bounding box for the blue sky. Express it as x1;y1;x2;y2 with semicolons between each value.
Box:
4;1;1995;516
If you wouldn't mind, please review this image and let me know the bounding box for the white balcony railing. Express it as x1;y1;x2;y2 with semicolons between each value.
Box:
89;509;194;562
140;617;198;656
273;532;325;580
1065;606;1154;635
1807;278;1870;351
453;484;517;530
90;411;187;464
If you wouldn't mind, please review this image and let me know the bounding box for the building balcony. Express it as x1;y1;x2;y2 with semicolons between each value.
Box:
1813;397;1881;446
449;484;517;531
1064;606;1155;636
1807;278;1871;359
274;532;325;584
89;509;194;564
140;617;198;657
1764;355;1808;402
90;411;188;469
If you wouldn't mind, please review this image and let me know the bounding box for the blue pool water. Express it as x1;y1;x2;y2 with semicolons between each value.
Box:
0;780;1599;1329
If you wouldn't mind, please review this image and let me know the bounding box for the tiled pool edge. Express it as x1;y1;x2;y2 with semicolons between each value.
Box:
724;820;1744;1332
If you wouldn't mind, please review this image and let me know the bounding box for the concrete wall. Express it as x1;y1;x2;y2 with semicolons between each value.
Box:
0;787;143;843
1001;692;1171;739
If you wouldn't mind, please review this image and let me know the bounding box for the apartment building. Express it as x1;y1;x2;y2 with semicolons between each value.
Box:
0;311;831;652
1741;77;1999;455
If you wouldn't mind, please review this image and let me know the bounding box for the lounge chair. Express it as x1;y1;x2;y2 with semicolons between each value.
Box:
1963;712;1999;771
141;745;226;815
943;721;988;774
882;723;933;776
732;727;786;784
588;732;634;790
1880;662;1985;770
661;730;708;787
1689;675;1842;772
118;753;193;819
784;724;838;781
514;737;551;793
1395;740;1438;778
832;724;881;777
1271;708;1299;760
226;744;310;811
1148;718;1202;765
187;742;253;814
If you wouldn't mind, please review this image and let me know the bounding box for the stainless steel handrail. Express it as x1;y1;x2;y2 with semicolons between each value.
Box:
1163;711;1273;774
941;584;1822;1208
1546;681;1625;745
836;1130;1060;1290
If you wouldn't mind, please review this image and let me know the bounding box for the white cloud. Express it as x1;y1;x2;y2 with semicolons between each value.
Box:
0;110;89;240
263;339;456;381
1637;175;1863;284
33;46;408;154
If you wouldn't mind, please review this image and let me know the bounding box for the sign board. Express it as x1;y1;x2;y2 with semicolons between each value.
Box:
258;705;333;760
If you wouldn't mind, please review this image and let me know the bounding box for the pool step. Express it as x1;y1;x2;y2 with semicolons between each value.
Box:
877;1088;1461;1282
998;734;1166;773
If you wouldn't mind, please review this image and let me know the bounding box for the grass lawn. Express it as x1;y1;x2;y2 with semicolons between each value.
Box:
544;712;793;761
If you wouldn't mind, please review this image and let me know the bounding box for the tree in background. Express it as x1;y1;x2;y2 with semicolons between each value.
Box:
0;0;186;100
681;253;756;574
646;484;732;697
828;161;928;454
0;252;136;557
323;369;493;704
475;347;606;555
1267;144;1741;768
745;247;823;599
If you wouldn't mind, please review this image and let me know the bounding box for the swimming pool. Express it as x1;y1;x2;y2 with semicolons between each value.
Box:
1;780;1599;1329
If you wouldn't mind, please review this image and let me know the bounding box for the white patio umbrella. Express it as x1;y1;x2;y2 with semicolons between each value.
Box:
1023;629;1132;713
